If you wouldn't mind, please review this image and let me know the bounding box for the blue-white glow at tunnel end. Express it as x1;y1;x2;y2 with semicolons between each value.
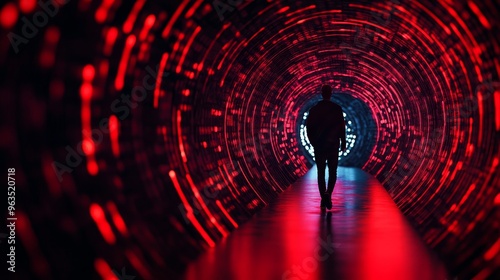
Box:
300;111;356;162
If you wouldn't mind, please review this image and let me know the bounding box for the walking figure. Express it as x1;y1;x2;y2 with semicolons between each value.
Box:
306;85;346;210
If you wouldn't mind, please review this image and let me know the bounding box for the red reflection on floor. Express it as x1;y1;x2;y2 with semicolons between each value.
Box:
183;167;449;280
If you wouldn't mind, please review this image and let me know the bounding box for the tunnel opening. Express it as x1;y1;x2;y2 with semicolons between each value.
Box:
297;93;377;168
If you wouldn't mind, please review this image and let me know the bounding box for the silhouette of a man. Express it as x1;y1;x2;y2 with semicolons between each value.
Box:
306;85;346;210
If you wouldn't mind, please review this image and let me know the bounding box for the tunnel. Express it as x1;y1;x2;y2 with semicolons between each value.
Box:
1;0;499;279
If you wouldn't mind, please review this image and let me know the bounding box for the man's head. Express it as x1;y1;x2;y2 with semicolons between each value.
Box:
321;85;332;99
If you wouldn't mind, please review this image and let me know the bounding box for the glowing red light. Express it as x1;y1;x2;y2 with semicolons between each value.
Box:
89;203;116;244
483;239;500;261
19;0;36;14
122;0;145;34
495;90;500;130
216;200;238;228
87;160;99;175
494;193;500;205
80;83;92;100
176;26;202;74
114;35;136;91
153;52;169;108
139;14;155;41
185;0;203;19
95;0;114;23
0;3;18;28
106;202;129;236
104;27;118;56
94;259;118;280
467;1;491;29
161;0;189;38
109;115;120;157
82;64;95;81
169;170;216;247
82;139;95;155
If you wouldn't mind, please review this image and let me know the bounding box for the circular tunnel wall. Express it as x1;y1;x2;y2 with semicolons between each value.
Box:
1;0;499;279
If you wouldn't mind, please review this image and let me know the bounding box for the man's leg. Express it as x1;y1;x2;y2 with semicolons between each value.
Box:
315;148;327;197
326;149;339;194
323;145;339;210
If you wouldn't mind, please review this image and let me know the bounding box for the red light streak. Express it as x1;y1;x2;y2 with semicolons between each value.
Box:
456;183;476;209
16;211;50;277
122;0;146;34
477;90;484;143
153;52;169;108
39;27;60;68
177;110;187;163
125;250;151;279
161;0;189;38
104;27;118;56
94;259;118;280
106;201;129;236
467;1;491;29
109;115;120;157
139;14;155;41
185;0;203;19
81;64;99;176
95;0;115;23
216;200;239;228
277;6;290;14
114;35;136;91
185;174;228;237
495;90;500;131
89;203;116;244
169;170;215;247
483;238;500;261
176;26;202;74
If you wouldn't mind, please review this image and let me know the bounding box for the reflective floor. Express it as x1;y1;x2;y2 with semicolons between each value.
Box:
183;167;449;280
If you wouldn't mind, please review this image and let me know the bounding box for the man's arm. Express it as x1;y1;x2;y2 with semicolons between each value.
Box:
306;110;317;146
306;107;323;146
339;109;346;151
